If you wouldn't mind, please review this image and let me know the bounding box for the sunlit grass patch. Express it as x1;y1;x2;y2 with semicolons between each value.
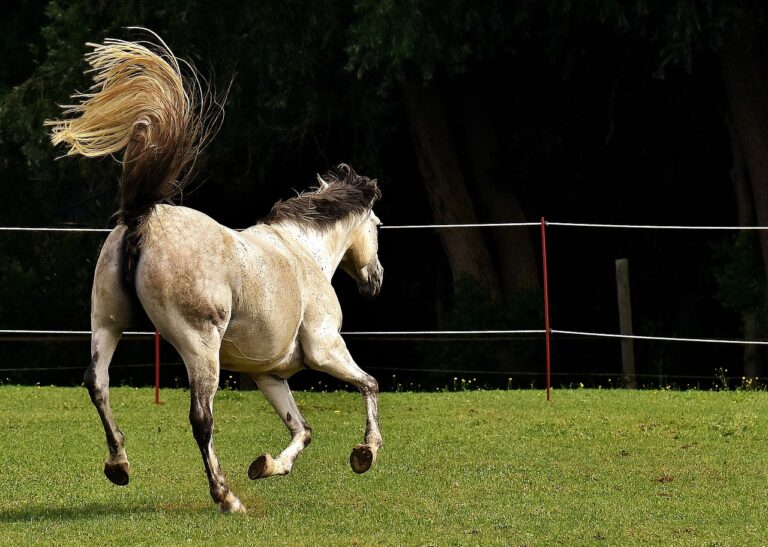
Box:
0;387;766;544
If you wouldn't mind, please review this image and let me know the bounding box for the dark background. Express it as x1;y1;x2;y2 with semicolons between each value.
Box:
2;1;768;390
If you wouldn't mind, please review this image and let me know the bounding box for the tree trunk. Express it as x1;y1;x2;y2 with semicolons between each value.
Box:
721;37;768;276
401;73;501;301
727;115;763;377
458;79;539;297
721;35;768;378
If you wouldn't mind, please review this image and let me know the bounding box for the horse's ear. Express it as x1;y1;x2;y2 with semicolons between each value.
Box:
337;163;354;179
368;178;382;205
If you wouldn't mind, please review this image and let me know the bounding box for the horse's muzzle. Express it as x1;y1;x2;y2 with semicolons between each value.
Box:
357;256;383;299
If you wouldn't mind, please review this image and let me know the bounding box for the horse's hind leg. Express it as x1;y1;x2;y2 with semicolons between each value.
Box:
87;228;134;486
175;331;245;514
302;333;382;474
248;374;312;479
85;325;130;485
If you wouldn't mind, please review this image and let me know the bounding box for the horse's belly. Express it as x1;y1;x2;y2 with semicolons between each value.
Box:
215;226;304;377
219;326;303;377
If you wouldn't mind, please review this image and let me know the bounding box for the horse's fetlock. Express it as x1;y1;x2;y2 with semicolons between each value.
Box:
209;483;229;503
192;424;212;445
219;492;246;514
301;427;312;448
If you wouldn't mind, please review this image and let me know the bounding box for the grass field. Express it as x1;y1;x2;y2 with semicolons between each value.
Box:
1;386;767;545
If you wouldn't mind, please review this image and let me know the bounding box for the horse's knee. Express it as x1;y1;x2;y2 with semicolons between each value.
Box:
360;374;378;397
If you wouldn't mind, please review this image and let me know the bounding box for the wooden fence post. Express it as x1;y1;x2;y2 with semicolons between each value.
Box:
615;258;637;389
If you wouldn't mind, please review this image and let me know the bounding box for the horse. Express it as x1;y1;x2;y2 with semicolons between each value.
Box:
46;31;384;514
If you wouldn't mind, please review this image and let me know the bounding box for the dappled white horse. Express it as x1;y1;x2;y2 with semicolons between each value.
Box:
47;32;383;513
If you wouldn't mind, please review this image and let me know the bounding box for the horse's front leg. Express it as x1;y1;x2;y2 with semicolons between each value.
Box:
248;374;312;479
302;333;382;474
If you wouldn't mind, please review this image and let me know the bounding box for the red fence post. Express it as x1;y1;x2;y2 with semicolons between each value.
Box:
540;217;552;401
155;330;162;405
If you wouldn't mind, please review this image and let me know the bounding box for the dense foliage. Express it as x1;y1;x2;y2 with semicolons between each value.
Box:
2;0;768;384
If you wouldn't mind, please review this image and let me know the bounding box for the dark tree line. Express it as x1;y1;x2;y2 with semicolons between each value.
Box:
2;1;768;386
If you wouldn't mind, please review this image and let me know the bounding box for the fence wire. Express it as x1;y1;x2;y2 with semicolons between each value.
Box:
2;219;767;376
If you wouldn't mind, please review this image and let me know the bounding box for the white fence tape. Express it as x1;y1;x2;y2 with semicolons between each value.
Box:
550;329;768;346
2;220;766;348
546;221;768;230
0;329;154;337
3;328;766;346
0;227;112;232
0;329;543;338
381;222;539;229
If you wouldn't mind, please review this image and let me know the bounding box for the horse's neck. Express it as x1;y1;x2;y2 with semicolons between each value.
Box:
271;221;352;280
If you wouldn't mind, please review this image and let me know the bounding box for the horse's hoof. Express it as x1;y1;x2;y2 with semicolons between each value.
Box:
219;494;247;514
248;454;276;479
104;461;130;486
350;444;375;474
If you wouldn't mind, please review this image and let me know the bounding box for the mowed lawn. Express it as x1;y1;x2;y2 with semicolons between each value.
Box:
1;386;767;545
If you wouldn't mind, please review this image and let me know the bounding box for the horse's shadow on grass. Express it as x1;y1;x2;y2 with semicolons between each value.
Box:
0;503;200;523
0;500;263;523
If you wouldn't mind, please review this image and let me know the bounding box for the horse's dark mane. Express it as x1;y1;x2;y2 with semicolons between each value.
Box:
263;164;381;229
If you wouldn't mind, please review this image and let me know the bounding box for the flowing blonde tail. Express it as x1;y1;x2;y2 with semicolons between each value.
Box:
46;29;222;224
47;35;188;157
46;30;224;283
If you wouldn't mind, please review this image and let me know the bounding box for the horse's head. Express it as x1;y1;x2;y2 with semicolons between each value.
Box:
341;209;384;299
265;164;384;297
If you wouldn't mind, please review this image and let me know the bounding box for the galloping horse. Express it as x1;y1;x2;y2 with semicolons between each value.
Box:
46;32;383;514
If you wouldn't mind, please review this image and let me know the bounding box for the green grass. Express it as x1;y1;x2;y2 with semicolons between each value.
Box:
1;387;767;545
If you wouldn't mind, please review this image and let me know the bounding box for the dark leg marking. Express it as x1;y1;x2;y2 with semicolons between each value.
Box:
189;385;230;504
301;419;312;447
